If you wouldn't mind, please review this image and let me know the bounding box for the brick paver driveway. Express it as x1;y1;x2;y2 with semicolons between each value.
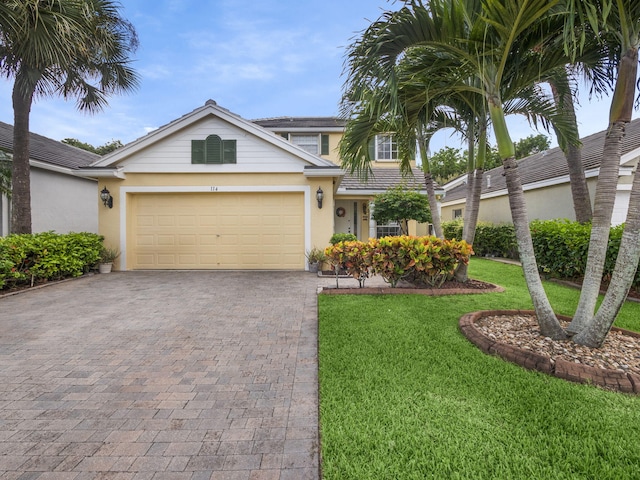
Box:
0;271;322;479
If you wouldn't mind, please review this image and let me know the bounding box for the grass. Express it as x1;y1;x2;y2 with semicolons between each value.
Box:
318;258;640;479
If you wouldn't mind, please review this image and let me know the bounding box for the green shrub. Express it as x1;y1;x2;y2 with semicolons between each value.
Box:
442;221;516;258
324;236;473;288
325;240;372;287
0;232;103;290
530;219;591;278
329;233;357;245
442;220;463;241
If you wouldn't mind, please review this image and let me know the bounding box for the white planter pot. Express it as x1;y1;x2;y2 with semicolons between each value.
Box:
99;263;113;274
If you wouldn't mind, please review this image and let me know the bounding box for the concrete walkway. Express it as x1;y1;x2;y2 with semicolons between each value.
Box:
0;271;330;480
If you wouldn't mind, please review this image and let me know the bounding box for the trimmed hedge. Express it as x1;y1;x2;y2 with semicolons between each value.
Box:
442;220;517;258
443;219;640;288
0;232;103;290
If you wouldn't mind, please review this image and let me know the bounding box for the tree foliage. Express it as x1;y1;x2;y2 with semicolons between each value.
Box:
372;186;431;235
430;146;465;184
431;134;551;183
1;0;139;233
62;138;123;155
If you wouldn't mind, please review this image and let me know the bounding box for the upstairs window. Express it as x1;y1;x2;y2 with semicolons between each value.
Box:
291;135;319;154
375;134;398;160
191;135;236;164
285;134;330;156
368;134;398;161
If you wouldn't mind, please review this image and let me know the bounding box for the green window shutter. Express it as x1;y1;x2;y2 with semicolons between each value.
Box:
321;134;329;155
222;139;237;164
206;135;222;164
191;140;205;164
368;138;375;160
280;133;289;140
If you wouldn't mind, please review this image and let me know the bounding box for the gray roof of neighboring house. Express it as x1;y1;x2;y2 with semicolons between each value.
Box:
444;118;640;202
0;121;100;169
340;167;426;192
253;117;347;130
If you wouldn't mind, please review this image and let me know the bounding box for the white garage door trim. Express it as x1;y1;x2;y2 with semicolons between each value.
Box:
118;185;311;271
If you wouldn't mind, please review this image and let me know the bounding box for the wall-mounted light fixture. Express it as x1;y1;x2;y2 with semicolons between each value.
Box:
100;187;113;209
434;186;446;202
316;187;324;209
362;202;368;215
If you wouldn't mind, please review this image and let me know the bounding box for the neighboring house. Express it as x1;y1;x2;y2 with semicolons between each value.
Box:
0;121;100;236
81;100;428;271
441;118;640;226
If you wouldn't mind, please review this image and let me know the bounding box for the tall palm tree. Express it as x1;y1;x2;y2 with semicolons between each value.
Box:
0;0;139;234
342;0;577;339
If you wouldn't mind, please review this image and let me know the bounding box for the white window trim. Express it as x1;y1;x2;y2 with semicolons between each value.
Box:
375;134;398;162
290;134;320;155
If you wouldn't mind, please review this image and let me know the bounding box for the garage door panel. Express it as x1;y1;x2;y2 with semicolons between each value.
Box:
137;216;154;227
157;235;175;246
130;192;304;270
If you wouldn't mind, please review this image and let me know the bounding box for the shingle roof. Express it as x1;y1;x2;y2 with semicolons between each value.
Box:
0;121;100;169
340;167;426;192
444;118;640;202
252;117;347;129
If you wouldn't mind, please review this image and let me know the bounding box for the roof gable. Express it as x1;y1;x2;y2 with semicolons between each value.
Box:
93;100;339;170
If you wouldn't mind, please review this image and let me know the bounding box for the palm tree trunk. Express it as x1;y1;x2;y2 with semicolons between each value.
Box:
573;166;640;347
565;143;592;223
10;70;35;235
570;45;638;333
502;157;567;339
454;167;483;282
568;122;626;333
549;78;592;223
489;99;566;339
424;171;443;238
419;130;444;239
455;127;485;282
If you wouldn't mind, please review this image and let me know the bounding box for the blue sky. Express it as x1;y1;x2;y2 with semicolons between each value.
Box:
0;0;629;153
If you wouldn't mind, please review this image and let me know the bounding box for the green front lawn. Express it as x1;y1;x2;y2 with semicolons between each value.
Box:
318;259;640;479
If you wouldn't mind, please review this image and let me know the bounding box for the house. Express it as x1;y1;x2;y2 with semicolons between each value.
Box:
81;100;428;271
440;118;640;226
0;121;100;236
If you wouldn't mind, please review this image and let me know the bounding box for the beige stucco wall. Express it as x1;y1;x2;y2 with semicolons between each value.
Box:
31;168;98;234
441;178;599;225
98;172;336;270
324;132;344;165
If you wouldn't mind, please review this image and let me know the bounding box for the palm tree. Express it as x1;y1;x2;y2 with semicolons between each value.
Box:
0;0;139;234
341;0;578;336
567;0;640;346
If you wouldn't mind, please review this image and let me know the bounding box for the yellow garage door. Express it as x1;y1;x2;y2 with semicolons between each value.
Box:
130;192;305;270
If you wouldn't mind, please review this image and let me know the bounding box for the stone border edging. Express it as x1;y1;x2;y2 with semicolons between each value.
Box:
459;310;640;394
0;273;96;299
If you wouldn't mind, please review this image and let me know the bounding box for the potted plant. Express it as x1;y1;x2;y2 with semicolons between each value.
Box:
305;247;327;273
99;246;120;273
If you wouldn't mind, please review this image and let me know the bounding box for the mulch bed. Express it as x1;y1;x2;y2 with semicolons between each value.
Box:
320;278;504;295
